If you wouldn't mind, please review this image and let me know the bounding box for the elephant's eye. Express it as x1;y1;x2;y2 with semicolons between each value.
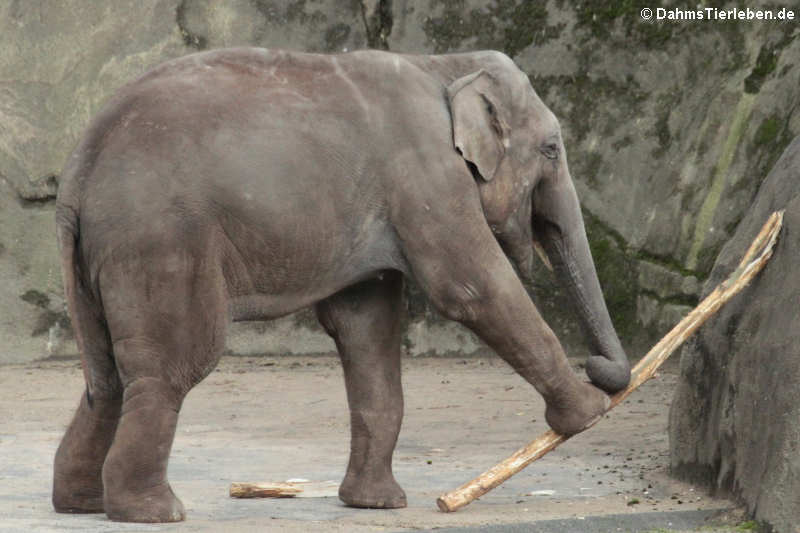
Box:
540;143;559;160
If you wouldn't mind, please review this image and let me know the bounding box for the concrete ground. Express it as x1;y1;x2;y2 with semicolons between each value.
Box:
0;356;741;532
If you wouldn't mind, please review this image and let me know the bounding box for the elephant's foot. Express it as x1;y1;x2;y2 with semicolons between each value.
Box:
544;381;610;436
53;436;109;514
53;447;105;514
104;484;185;523
339;472;407;509
52;483;104;514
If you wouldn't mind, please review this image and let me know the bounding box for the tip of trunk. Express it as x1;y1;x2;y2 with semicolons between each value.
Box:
585;355;631;393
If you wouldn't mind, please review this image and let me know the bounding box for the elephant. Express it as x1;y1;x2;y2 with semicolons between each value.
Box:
52;47;630;523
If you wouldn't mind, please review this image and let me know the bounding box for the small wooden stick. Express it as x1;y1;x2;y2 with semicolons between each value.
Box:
230;482;303;498
230;479;340;498
437;210;784;513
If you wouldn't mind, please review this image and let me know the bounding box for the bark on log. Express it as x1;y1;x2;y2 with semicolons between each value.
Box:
436;210;784;513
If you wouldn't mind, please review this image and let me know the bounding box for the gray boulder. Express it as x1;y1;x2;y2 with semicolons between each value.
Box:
669;136;800;532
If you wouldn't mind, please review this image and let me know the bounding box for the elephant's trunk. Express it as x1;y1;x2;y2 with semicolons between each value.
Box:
533;170;630;393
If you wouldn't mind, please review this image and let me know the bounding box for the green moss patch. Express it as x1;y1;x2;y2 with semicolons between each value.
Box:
531;73;646;143
753;115;781;147
423;0;557;57
573;0;675;48
749;111;796;184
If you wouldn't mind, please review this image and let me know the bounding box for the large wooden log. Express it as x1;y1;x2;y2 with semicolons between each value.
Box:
436;210;784;513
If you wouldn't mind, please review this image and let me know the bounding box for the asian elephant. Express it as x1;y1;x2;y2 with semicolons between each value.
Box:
52;48;630;522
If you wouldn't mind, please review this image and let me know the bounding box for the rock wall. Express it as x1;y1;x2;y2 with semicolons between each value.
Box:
1;0;798;362
669;137;800;533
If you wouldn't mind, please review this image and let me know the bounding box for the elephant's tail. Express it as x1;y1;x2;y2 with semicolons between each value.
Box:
56;206;110;402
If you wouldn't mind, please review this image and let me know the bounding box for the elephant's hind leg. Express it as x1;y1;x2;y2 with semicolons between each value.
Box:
53;286;121;514
53;385;121;513
316;271;407;509
97;248;227;522
101;370;185;523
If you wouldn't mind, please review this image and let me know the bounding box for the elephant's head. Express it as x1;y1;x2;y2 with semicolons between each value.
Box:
446;53;631;393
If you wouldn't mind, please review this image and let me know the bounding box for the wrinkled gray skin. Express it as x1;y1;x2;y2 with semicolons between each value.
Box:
52;48;630;523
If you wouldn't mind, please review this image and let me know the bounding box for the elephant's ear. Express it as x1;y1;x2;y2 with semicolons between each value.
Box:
447;70;508;182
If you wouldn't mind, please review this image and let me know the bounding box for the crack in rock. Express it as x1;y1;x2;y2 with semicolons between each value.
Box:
176;0;207;50
360;0;392;50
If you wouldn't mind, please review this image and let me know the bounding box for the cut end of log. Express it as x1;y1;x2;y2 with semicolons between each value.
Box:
436;495;456;512
437;492;474;512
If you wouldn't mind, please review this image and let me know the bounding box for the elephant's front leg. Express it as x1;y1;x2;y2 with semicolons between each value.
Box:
316;271;406;509
399;204;609;436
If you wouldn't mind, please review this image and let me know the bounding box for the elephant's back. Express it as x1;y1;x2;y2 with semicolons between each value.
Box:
67;47;449;196
65;49;334;212
64;48;442;287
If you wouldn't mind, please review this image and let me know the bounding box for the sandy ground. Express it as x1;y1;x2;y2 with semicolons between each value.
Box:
0;355;739;532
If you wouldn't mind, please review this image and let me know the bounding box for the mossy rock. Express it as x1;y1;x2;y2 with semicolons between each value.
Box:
423;0;556;56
